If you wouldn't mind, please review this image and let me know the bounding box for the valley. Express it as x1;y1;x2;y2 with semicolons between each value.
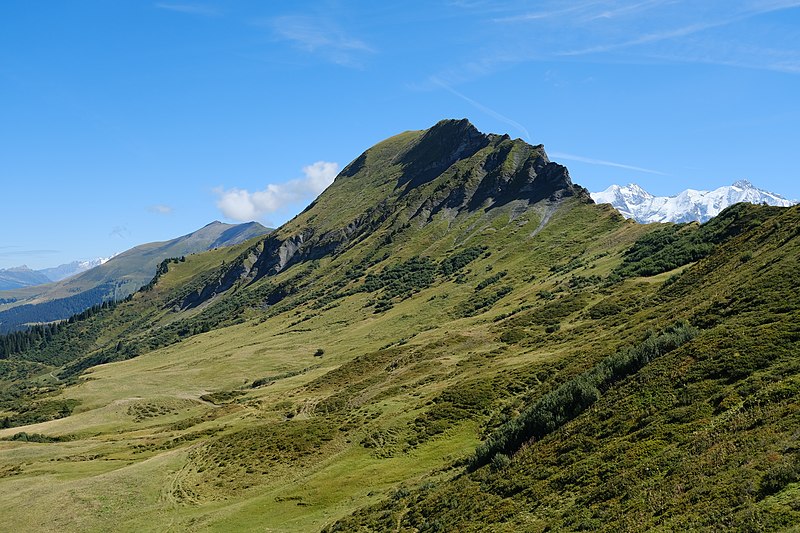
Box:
0;120;798;531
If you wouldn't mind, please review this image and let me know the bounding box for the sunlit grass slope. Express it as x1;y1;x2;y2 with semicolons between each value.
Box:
0;120;797;532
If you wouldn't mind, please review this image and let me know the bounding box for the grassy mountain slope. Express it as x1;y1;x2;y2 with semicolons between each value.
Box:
0;221;271;333
328;204;800;532
0;120;797;531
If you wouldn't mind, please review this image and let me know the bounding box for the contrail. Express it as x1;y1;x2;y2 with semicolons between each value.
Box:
430;76;531;141
550;151;668;175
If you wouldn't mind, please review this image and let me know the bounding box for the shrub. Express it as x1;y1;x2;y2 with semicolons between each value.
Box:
4;432;68;443
438;246;486;276
457;286;513;317
760;455;800;497
469;322;697;469
475;271;507;291
500;328;526;344
545;323;561;333
491;452;511;471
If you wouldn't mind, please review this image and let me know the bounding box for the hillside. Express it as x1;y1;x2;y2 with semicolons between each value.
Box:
0;221;271;333
0;120;797;532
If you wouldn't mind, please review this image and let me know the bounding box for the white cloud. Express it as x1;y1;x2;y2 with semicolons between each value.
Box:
148;204;174;215
215;161;339;222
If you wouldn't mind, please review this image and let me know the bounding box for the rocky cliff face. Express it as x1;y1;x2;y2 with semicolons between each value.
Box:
395;119;587;210
270;119;588;267
180;119;591;308
396;119;492;190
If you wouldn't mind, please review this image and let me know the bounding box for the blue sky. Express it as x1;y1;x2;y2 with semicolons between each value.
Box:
2;1;799;269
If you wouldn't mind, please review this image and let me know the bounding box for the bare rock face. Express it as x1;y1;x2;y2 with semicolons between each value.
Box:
276;120;589;270
396;119;492;190
392;119;589;218
182;119;592;308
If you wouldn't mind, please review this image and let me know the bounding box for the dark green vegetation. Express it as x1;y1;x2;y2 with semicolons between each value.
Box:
0;120;798;531
613;202;784;279
327;200;800;532
471;322;698;470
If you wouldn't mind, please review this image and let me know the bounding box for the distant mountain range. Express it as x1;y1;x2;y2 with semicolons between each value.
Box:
39;257;112;283
0;257;113;291
591;180;796;223
0;267;51;292
0;221;271;332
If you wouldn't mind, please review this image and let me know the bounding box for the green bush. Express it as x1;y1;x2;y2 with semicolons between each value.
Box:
500;328;526;344
438;246;486;276
3;432;69;443
491;452;511;471
615;203;782;279
457;286;513;317
760;454;800;497
475;271;507;291
470;322;697;469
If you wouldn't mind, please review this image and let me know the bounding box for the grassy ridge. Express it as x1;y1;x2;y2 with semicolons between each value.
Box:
0;120;797;531
326;204;800;532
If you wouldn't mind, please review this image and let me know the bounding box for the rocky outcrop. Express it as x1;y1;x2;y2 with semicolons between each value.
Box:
263;120;589;276
394;125;590;222
396;119;491;190
177;119;591;310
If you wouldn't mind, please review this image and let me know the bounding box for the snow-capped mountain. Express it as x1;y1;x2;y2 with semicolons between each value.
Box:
39;256;115;282
592;180;797;223
0;256;116;290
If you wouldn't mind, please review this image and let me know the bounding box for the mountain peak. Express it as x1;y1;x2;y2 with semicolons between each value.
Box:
390;120;584;206
254;120;589;279
395;118;491;189
592;181;795;223
432;117;477;130
0;221;272;332
625;183;649;194
417;118;484;148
